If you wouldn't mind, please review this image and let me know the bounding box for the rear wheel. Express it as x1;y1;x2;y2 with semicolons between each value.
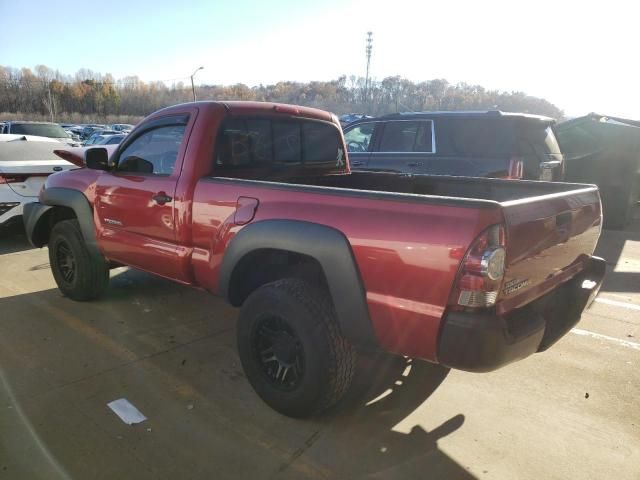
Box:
49;219;109;301
237;278;356;417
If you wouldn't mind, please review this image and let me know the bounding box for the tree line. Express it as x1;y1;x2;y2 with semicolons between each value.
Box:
0;65;564;123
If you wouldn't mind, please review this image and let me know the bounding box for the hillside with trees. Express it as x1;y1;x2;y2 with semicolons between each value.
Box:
0;65;564;123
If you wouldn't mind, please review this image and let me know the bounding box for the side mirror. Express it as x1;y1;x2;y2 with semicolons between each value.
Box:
85;147;109;171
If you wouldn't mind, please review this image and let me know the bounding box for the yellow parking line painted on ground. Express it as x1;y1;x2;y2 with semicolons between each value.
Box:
40;302;139;362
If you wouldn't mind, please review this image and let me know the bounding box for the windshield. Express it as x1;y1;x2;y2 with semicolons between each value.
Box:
11;123;69;138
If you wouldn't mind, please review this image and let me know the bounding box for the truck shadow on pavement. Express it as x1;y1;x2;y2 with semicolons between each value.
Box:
302;353;472;479
0;226;34;255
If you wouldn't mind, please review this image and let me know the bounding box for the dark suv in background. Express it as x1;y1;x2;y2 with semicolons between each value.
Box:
343;111;564;181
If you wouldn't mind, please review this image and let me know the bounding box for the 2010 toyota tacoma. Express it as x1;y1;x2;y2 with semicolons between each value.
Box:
23;101;606;417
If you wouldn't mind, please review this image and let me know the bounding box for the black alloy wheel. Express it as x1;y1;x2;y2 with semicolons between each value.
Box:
253;316;305;391
55;240;76;284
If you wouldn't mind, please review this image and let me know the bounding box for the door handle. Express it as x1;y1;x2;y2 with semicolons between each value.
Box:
351;160;365;166
152;192;172;205
407;162;423;167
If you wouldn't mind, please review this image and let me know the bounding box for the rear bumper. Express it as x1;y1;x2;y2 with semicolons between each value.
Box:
437;256;606;372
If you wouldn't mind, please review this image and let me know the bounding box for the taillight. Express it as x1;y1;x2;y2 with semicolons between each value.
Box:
506;156;523;179
450;224;507;308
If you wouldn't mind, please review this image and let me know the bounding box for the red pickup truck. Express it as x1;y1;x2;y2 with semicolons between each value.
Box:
24;101;605;417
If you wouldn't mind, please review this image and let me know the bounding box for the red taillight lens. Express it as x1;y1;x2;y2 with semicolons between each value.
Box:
449;224;507;308
506;156;524;179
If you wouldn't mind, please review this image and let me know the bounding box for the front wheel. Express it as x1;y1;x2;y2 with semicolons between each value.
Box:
49;219;109;301
237;278;357;417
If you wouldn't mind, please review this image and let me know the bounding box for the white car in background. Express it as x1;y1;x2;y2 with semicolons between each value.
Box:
0;122;79;146
0;135;76;229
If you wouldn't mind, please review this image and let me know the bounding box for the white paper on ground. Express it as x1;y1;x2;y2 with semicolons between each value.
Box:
107;398;147;425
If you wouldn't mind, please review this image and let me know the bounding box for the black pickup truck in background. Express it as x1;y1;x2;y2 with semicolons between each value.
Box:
555;113;640;229
343;111;564;182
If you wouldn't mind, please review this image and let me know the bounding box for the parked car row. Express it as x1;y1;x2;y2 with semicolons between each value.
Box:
64;123;133;144
338;113;372;127
0;120;135;147
83;130;127;146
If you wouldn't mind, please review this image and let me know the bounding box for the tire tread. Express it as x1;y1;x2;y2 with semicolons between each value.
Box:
49;219;109;301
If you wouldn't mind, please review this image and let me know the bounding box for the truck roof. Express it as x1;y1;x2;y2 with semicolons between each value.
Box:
151;101;335;123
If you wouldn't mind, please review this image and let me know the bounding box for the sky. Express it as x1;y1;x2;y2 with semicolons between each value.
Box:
0;0;638;118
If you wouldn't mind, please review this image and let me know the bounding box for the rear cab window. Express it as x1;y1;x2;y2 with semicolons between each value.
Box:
213;116;346;179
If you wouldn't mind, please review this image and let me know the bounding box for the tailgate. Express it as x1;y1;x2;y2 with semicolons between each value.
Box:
497;185;602;313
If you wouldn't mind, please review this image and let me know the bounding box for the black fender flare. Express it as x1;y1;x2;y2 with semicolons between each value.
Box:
23;187;101;258
218;219;377;347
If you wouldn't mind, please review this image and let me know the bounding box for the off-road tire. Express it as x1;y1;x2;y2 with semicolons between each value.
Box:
237;278;357;417
49;219;109;301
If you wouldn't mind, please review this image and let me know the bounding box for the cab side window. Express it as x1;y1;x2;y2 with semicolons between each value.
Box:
215;117;342;172
117;125;186;175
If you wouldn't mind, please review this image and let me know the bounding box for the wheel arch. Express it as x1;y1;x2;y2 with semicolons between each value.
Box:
219;220;377;347
24;187;100;257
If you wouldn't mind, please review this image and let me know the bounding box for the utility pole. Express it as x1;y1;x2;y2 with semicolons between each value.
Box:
47;83;54;122
365;31;373;109
190;66;204;102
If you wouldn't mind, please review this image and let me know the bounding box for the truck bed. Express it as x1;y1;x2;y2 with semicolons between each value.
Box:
289;171;597;204
212;170;602;318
